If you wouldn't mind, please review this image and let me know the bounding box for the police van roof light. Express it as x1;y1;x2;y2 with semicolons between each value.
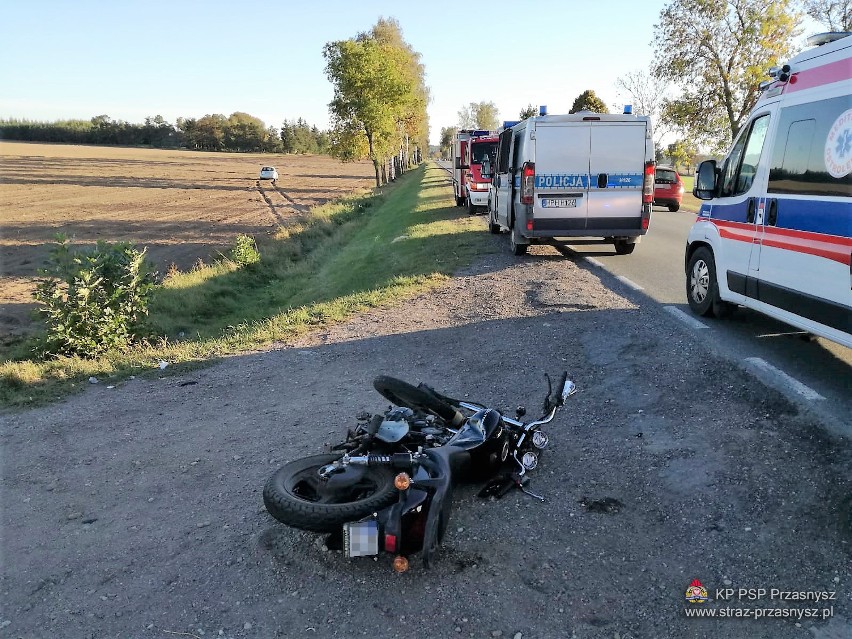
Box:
623;104;633;115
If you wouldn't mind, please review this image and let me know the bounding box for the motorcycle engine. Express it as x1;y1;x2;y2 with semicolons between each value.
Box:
375;407;414;443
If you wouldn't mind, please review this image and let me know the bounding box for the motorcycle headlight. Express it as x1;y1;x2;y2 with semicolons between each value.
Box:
521;451;539;470
531;430;549;450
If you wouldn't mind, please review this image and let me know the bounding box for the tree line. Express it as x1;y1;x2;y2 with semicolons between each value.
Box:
0;113;330;154
437;91;609;159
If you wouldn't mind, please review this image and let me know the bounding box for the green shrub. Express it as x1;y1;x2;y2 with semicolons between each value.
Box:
33;237;156;358
230;234;260;266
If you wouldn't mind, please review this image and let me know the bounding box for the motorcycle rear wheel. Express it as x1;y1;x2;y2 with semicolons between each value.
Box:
263;454;398;533
373;376;462;425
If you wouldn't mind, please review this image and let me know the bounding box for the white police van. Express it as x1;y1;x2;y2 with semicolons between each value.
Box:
486;108;655;255
687;32;851;348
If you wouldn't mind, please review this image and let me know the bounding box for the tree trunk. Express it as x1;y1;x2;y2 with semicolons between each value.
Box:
366;131;381;188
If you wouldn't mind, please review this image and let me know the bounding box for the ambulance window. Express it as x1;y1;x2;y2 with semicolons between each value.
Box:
735;115;770;194
768;96;852;197
720;128;749;197
721;114;770;196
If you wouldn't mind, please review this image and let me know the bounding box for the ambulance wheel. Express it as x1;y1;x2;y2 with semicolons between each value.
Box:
687;247;734;318
510;225;528;256
614;239;636;255
455;196;465;207
467;197;476;215
668;203;680;212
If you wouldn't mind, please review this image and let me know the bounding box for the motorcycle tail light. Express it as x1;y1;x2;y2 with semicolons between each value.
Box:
521;451;539;470
384;533;397;553
532;430;549;449
394;472;411;491
393;556;409;573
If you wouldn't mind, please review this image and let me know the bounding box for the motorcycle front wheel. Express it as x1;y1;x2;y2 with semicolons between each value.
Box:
263;454;398;533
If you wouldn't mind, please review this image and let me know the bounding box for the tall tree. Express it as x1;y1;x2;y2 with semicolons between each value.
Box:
457;101;500;130
569;90;609;114
615;70;671;148
439;126;457;159
802;0;851;30
324;18;428;187
653;0;801;152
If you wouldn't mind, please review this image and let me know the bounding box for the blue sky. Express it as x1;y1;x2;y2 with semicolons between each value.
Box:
0;0;820;145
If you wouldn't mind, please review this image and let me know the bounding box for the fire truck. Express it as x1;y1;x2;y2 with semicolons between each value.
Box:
451;129;499;214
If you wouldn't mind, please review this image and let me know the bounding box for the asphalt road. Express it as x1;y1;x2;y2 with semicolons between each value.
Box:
437;158;850;436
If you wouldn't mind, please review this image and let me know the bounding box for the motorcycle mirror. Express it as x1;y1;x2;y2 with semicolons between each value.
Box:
560;379;576;403
515;405;526;418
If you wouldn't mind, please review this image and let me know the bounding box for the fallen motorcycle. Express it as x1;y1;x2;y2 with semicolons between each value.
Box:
263;373;576;570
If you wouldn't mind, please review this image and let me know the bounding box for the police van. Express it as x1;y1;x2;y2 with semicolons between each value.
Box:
686;32;852;348
485;108;655;255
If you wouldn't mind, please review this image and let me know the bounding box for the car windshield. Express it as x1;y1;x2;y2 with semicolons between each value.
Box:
656;169;677;184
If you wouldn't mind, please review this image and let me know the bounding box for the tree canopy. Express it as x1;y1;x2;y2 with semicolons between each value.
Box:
324;18;429;187
569;90;609;114
653;0;800;152
803;0;851;31
457;101;500;130
519;104;538;120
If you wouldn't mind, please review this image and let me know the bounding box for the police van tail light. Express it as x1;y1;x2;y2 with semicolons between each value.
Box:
521;162;535;205
642;161;655;205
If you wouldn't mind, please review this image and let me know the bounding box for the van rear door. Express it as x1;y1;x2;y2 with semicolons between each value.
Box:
587;121;647;229
533;121;591;230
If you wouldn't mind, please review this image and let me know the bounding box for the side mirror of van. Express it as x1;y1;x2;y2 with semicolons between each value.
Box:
694;160;718;200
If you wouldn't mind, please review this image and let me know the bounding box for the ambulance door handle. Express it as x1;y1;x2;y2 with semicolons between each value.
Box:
767;199;778;226
746;198;756;223
597;173;608;189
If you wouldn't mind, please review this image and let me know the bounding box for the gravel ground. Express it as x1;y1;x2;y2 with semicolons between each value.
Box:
1;241;849;639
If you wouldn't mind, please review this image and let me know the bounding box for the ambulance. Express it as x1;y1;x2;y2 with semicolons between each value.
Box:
686;32;852;348
485;108;655;255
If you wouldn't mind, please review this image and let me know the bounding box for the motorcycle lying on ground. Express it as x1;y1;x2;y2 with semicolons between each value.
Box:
263;373;576;571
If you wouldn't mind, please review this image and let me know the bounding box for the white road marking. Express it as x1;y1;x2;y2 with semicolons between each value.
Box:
616;275;644;291
584;257;604;268
664;306;709;330
744;357;825;401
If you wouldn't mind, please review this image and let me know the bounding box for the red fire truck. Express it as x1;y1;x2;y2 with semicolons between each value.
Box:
451;129;499;214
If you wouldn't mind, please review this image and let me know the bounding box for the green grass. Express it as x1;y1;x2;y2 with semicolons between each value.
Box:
0;163;494;408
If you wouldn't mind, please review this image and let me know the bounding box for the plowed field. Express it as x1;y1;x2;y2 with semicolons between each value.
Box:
0;142;375;340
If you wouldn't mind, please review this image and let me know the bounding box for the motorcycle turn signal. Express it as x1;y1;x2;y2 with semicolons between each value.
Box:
392;556;409;573
394;472;411;491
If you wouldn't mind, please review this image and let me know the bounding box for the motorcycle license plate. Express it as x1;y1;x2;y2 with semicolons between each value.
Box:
343;519;379;558
540;198;577;208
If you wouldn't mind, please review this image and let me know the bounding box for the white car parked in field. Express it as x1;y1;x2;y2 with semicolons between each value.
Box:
259;166;278;181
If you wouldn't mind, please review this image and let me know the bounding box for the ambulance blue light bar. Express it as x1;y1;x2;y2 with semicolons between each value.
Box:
502;120;520;129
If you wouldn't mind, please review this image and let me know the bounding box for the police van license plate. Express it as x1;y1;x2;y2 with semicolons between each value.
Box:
541;198;577;208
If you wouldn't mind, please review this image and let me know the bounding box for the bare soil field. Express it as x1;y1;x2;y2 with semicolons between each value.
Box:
0;142;375;340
